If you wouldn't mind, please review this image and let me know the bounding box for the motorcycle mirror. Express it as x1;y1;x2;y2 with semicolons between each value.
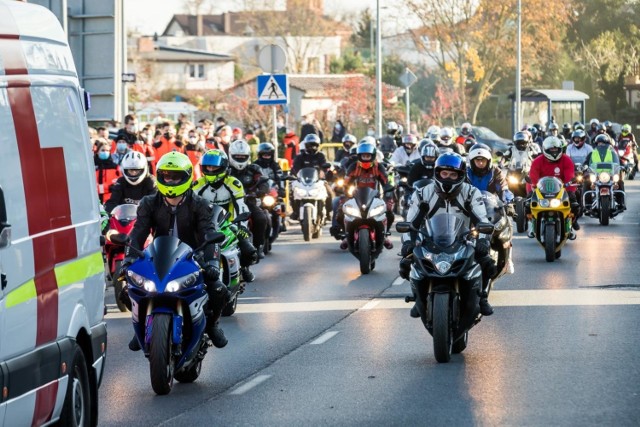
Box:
232;212;251;223
322;162;332;169
475;222;495;234
109;233;130;245
395;222;412;233
495;151;504;157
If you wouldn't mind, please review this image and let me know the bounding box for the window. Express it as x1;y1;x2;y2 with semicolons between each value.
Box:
188;63;205;79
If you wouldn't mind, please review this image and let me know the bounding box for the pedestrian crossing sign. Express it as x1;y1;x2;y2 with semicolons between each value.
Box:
257;74;288;105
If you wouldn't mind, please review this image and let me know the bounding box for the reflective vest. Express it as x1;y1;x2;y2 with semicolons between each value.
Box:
590;148;614;172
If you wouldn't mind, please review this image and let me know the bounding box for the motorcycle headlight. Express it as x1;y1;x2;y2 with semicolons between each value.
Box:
308;188;321;197
589;173;596;182
127;270;156;291
576;175;583;182
343;204;361;218
165;272;199;293
294;187;308;198
368;204;386;218
336;179;344;187
599;172;611;183
105;229;118;242
347;186;356;196
508;176;519;185
435;261;452;274
538;199;550;207
613;174;620;183
550;199;561;208
262;195;276;207
618;149;625;156
401;177;408;183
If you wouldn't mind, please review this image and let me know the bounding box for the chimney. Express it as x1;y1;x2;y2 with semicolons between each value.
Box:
223;12;231;34
137;36;155;53
196;14;203;36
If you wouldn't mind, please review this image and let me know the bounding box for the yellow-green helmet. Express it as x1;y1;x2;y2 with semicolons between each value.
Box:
156;152;193;198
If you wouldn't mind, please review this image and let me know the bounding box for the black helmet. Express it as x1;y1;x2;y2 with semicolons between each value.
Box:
420;141;439;169
596;123;606;134
418;138;434;152
603;120;613;129
513;131;529;151
302;134;321;154
434;152;466;196
594;134;611;146
571;129;587;147
573;121;584;131
257;142;275;158
562;122;571;132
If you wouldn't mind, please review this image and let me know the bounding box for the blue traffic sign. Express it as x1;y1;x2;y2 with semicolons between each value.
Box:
257;74;288;105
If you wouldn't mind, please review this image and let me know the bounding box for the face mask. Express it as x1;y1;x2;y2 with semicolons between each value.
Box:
335;124;342;131
367;130;375;137
116;142;127;153
127;124;138;133
189;137;197;145
98;151;110;160
164;132;171;139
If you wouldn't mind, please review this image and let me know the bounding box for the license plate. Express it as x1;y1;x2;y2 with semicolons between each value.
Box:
600;187;610;195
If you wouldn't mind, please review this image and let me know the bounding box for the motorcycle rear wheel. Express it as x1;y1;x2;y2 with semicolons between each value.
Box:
432;293;452;363
113;260;129;312
149;314;174;395
302;206;312;241
358;228;371;275
599;196;610;225
515;199;526;233
174;360;202;383
544;224;556;263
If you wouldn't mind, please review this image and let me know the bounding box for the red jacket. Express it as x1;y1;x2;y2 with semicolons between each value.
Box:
345;162;388;189
528;154;575;193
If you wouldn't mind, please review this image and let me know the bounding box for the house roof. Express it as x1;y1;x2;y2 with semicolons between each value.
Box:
162;13;350;37
139;45;233;62
509;88;590;102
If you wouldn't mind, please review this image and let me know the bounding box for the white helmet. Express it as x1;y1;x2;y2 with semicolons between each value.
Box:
229;139;252;170
427;125;440;141
542;136;564;162
359;136;376;146
439;127;454;145
386;121;399;133
120;151;148;185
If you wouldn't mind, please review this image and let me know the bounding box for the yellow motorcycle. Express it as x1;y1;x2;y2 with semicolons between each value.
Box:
529;176;573;262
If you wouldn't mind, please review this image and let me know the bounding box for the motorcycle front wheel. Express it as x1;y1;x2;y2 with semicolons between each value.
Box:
432;293;452;363
544;223;556;263
358;228;371;275
515;199;526;233
149;314;174;395
113;260;128;312
302;206;313;241
599;195;610;225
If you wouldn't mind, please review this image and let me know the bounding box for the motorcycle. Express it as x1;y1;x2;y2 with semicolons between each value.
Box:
396;214;495;363
582;162;626;226
481;192;514;280
289;167;328;241
504;158;531;234
617;138;637;180
216;209;250;316
259;185;284;254
116;231;225;395
342;187;389;274
104;204;150;312
391;163;411;216
529;176;573;262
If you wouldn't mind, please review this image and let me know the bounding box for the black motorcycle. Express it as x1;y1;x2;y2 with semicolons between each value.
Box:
397;214;494;363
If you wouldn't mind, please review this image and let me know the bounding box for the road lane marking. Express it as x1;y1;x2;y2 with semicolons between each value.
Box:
238;297;271;300
392;277;405;286
229;375;272;395
361;300;380;310
309;331;340;345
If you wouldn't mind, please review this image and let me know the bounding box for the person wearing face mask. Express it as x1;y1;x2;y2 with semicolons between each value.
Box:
331;119;347;143
116;114;139;145
335;134;357;163
184;128;206;179
153;122;182;162
112;137;131;165
94;140;121;203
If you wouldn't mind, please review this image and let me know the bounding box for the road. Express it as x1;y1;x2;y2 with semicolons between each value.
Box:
98;181;640;426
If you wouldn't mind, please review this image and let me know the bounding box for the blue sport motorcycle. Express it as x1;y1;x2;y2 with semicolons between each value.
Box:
120;232;224;395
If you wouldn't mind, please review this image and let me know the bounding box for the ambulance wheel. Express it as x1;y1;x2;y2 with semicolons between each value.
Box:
59;344;91;427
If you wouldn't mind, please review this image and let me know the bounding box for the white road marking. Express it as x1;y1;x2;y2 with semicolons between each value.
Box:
309;331;340;345
392;276;405;286
229;375;272;395
360;300;380;310
238;297;271;300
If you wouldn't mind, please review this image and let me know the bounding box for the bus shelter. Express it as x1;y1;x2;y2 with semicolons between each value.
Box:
509;89;589;133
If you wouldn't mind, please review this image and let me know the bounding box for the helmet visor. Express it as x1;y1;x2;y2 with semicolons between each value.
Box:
202;165;224;176
124;168;144;178
157;169;190;186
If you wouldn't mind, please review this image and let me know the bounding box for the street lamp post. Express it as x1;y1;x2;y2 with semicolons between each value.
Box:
375;0;382;138
515;0;522;133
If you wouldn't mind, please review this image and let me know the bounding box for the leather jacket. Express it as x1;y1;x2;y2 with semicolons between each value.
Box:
104;175;157;213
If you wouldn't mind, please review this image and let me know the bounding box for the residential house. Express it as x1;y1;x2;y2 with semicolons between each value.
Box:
382;30;441;68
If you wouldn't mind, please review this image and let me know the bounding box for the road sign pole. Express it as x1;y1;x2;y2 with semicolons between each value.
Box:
406;87;410;135
273;105;278;160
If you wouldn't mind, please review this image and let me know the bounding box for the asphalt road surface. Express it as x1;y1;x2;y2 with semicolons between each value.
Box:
99;180;640;426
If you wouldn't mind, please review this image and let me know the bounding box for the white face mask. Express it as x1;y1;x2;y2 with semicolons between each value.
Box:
367;130;375;137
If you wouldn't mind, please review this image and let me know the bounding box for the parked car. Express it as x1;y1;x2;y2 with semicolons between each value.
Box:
470;126;512;153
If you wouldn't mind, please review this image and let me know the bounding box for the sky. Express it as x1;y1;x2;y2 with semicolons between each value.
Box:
125;0;401;35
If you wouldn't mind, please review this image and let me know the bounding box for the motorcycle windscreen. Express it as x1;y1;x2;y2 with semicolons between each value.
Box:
425;213;468;248
481;191;503;224
412;178;432;189
353;187;378;210
112;204;138;222
536;177;563;198
148;236;193;280
298;167;319;185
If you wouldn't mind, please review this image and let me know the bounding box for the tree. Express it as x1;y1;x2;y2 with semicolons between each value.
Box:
404;0;572;123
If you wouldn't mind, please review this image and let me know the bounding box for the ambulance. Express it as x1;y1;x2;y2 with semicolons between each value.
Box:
0;1;107;425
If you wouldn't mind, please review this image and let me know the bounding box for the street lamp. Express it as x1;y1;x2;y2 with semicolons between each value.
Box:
515;0;522;132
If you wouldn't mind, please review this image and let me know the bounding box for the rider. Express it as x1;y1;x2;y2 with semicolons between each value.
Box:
455;122;475;145
390;134;420;166
104;151;157;214
291;133;334;219
401;152;497;316
341;141;394;250
566;129;593;166
335;134;357;163
466;143;514;209
527;136;580;238
561;123;572;140
584;134;625;210
227;139;271;259
500;131;540;167
408;140;439;186
379;121;400;156
122;152;229;350
587;118;600;141
254;142;284;190
436;127;465;154
192;149;259;282
616;123;638;167
603;120;617;141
